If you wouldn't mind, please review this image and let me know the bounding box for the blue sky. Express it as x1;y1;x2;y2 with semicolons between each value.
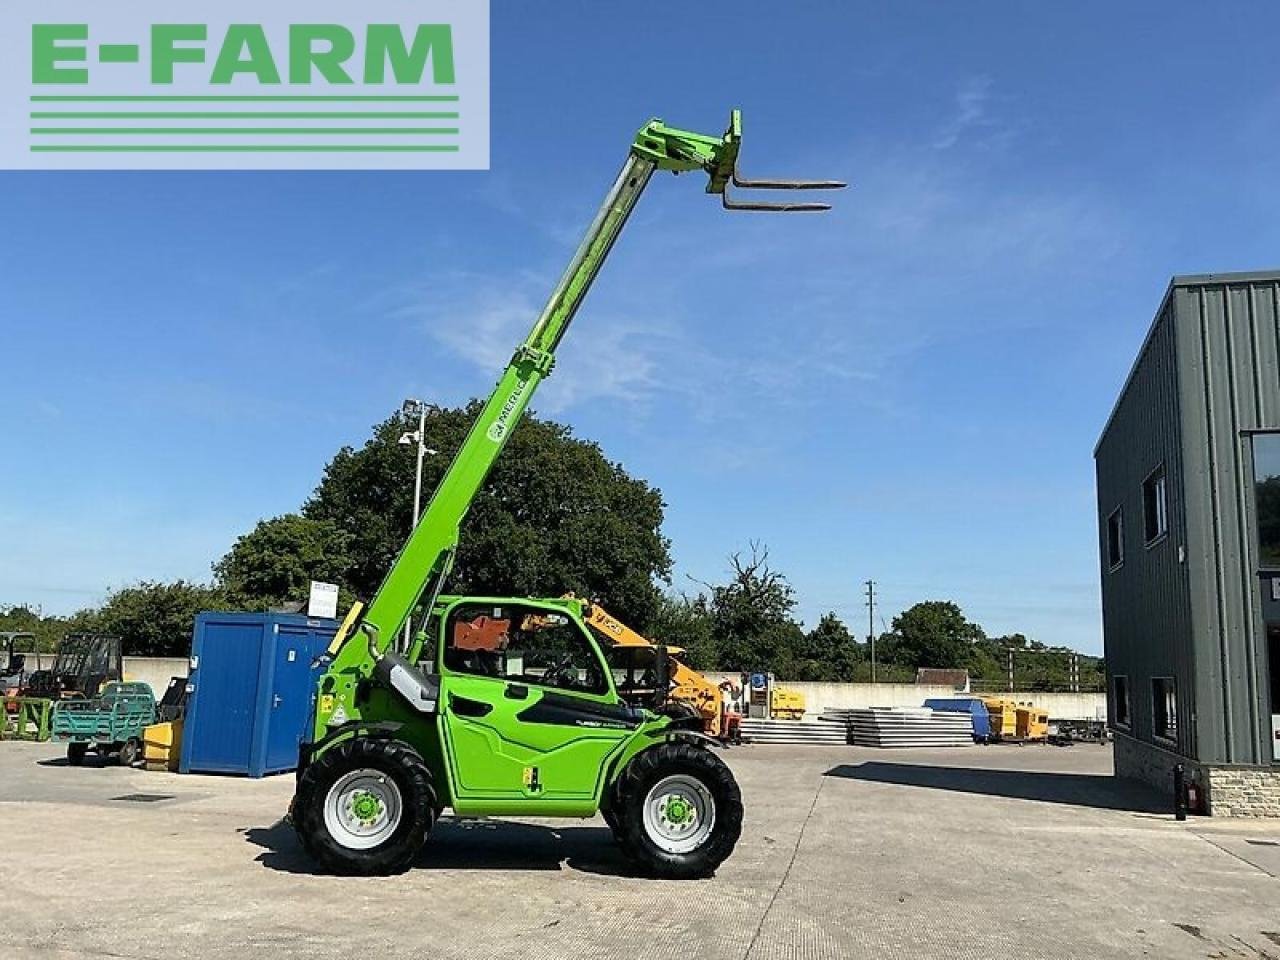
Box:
3;2;1280;653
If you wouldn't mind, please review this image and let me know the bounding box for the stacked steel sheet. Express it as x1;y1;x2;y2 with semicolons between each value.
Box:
739;718;849;745
843;707;975;748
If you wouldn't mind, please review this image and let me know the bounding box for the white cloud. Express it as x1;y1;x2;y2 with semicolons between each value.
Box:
387;271;672;415
382;105;1128;438
933;75;996;150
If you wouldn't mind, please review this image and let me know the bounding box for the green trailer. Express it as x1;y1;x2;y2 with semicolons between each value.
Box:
51;681;156;766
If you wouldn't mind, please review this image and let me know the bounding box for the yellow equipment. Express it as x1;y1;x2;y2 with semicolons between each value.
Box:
575;599;728;738
1016;706;1049;741
980;697;1018;738
770;687;806;720
142;718;183;772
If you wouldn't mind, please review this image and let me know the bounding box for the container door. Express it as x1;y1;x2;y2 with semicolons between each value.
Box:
184;619;262;773
263;625;321;773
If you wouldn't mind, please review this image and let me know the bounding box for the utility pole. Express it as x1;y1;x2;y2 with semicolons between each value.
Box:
1007;647;1015;693
865;580;877;684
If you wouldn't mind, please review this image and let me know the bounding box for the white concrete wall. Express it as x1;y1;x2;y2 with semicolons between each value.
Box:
706;673;1107;721
121;657;189;695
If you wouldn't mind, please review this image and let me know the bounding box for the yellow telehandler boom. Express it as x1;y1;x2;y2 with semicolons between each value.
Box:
573;599;733;739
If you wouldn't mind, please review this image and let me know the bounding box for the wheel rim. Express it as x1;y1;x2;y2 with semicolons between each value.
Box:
323;769;403;851
642;774;716;854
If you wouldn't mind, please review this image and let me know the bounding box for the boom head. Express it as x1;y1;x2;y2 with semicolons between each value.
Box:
631;109;846;211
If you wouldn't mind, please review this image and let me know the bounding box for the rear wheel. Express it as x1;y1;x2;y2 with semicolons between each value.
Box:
118;739;140;767
66;742;88;766
614;741;742;879
292;737;436;876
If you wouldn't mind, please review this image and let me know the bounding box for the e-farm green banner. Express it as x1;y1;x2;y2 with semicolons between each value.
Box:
2;0;489;169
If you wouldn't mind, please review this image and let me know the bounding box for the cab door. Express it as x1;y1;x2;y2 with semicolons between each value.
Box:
436;600;636;810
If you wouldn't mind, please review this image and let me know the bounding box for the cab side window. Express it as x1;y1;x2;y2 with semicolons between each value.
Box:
444;604;606;695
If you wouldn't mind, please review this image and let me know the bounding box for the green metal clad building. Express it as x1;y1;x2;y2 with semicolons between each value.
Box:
1096;270;1280;815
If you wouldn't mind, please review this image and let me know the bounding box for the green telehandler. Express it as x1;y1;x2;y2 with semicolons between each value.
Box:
290;111;842;878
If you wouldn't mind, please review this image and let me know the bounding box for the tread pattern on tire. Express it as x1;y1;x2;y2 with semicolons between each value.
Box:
293;737;436;876
612;741;743;879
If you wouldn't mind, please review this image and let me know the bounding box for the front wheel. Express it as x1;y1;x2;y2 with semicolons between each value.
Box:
292;737;436;876
614;741;742;879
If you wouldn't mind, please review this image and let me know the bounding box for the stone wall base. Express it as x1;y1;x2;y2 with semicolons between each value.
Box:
1113;731;1280;817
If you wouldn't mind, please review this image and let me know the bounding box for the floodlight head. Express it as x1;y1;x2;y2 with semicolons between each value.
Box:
398;432;416;446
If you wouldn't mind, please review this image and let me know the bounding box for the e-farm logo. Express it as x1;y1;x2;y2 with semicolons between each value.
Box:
1;1;489;170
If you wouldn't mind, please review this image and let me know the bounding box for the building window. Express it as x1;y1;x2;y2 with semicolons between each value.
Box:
1143;466;1167;544
1112;675;1130;727
1252;434;1280;568
1106;507;1124;571
1152;677;1177;741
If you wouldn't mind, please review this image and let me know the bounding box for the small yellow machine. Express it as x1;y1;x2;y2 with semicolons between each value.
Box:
770;687;806;720
980;697;1018;738
142;718;184;771
1015;706;1050;741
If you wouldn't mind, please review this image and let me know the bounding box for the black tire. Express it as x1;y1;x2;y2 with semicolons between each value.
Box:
292;737;436;876
602;806;621;836
614;741;742;879
117;739;140;767
599;770;625;840
66;742;88;766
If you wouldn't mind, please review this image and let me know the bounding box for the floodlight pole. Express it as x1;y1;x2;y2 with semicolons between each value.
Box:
400;399;432;650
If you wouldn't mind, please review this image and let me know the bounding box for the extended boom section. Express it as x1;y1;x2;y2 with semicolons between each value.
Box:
321;111;844;684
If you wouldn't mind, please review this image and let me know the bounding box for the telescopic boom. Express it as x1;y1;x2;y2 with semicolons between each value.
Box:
325;111;844;668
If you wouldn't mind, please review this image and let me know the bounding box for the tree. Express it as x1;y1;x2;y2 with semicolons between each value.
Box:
90;581;230;656
795;612;863;681
650;592;717;670
884;600;985;671
701;544;805;675
215;514;354;609
301;403;672;628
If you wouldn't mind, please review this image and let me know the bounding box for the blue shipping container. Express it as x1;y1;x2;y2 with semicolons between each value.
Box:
181;612;337;778
923;698;992;741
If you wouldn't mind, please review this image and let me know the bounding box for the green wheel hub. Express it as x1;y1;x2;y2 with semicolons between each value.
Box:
664;795;691;824
352;791;383;822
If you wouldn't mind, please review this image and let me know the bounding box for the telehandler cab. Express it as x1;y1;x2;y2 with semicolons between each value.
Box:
291;111;842;878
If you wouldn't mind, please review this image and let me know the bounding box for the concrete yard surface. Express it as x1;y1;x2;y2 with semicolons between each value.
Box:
4;740;1279;960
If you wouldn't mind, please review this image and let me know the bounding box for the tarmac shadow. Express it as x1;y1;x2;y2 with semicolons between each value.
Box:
825;761;1168;813
245;816;631;876
37;754;117;769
